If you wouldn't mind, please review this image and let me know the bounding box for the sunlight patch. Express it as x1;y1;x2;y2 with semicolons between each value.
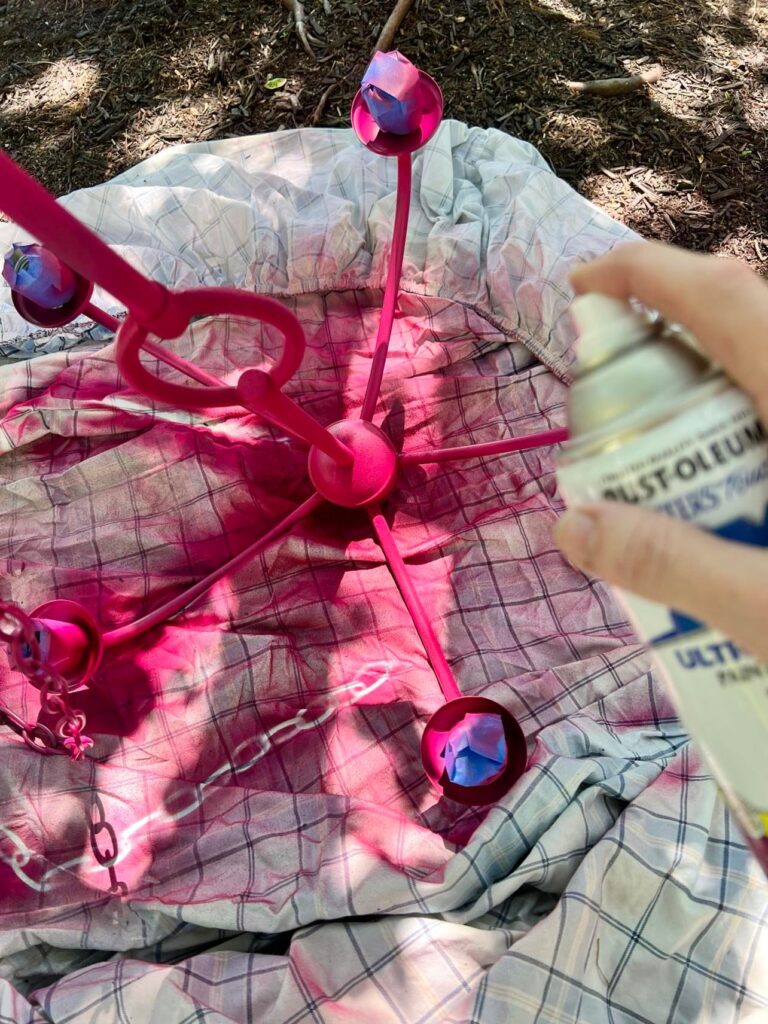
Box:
3;58;100;117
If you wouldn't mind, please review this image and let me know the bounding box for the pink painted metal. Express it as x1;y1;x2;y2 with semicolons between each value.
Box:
141;339;230;390
400;426;570;465
368;505;462;702
360;153;412;422
0;149;182;336
84;303;120;332
10;264;94;329
0;52;568;803
420;696;527;806
350;64;443;157
101;491;324;650
0;150;349;465
308;422;398;507
116;288;306;401
237;369;354;465
16;600;103;687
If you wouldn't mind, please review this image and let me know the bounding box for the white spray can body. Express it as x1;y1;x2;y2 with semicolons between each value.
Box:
556;295;768;872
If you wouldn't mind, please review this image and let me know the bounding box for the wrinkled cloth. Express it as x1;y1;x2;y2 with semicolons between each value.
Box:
0;122;766;1024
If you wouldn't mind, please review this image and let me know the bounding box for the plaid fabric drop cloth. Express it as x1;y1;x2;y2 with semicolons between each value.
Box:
0;122;766;1023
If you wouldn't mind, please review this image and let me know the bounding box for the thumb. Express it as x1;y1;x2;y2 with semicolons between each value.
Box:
553;502;768;661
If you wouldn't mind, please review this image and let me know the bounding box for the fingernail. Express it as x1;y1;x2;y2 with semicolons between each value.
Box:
554;509;598;567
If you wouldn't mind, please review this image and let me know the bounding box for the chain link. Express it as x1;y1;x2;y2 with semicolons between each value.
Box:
89;793;126;896
0;600;93;759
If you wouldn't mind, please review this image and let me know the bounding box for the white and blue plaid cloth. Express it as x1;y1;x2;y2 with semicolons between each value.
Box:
0;122;766;1023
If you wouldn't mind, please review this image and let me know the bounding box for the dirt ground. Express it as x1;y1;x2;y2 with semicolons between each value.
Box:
1;0;766;267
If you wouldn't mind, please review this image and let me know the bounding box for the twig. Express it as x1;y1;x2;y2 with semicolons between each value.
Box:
281;0;315;59
372;0;416;55
312;81;338;125
565;66;663;97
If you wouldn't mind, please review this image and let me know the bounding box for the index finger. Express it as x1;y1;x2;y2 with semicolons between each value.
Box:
570;242;768;419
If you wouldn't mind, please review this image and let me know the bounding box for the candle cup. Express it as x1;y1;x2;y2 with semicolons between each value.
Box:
352;52;443;156
14;600;103;689
421;696;527;806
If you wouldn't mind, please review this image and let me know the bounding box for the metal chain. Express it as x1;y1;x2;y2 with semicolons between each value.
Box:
0;600;93;759
88;792;126;896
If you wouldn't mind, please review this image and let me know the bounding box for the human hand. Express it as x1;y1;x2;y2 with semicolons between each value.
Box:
553;241;768;661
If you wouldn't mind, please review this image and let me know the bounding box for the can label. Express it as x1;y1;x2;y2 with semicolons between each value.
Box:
557;385;768;842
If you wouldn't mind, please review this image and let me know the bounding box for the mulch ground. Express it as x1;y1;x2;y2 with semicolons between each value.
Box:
1;0;767;267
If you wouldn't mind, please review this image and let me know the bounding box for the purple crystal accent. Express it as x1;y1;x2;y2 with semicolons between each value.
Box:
444;712;508;787
3;243;77;309
361;51;422;135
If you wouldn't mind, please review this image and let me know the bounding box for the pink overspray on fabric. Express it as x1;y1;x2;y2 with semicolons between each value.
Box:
0;52;565;807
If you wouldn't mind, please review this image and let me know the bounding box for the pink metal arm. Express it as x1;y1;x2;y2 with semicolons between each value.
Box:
0;148;356;465
83;303;231;391
237;370;354;465
141;340;231;390
400;427;569;465
0;149;182;337
0;149;327;410
83;303;120;332
368;505;461;702
360;153;412;422
115;288;305;402
120;324;353;465
103;491;324;648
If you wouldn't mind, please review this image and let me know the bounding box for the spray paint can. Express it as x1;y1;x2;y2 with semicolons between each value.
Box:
556;294;768;874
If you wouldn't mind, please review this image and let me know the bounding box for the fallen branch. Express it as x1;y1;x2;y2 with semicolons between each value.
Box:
311;81;338;125
372;0;416;55
565;66;663;96
281;0;317;59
